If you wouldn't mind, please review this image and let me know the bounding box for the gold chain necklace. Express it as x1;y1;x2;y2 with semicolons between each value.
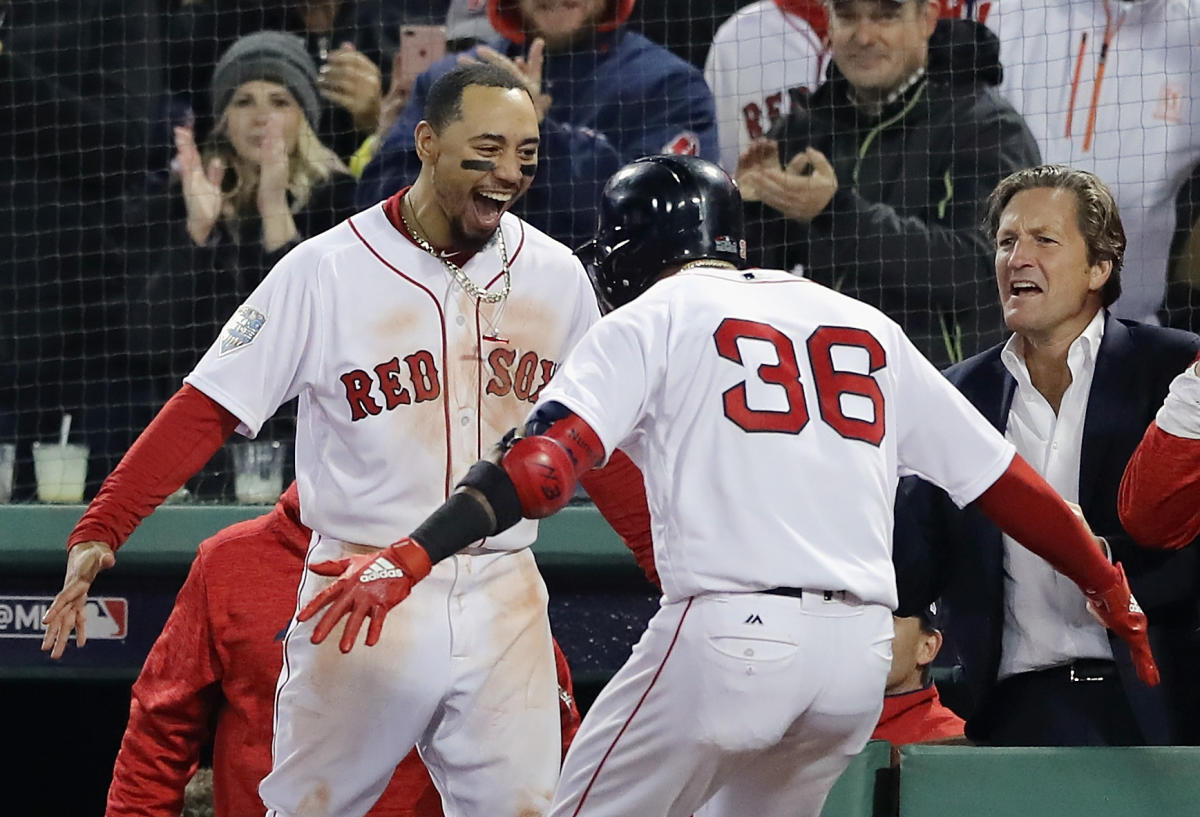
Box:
401;197;511;304
678;260;737;272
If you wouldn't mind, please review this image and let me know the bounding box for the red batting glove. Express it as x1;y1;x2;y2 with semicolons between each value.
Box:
298;538;433;653
1085;562;1160;686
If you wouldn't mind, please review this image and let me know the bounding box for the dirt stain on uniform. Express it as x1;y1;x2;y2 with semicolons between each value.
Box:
295;781;331;817
374;307;421;339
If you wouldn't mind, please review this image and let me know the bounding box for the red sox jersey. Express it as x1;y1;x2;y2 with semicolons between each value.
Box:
538;266;1015;608
704;0;830;172
186;201;600;548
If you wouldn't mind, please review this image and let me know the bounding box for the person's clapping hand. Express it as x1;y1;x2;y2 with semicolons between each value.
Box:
257;116;297;251
736;139;838;222
175;125;225;245
257;116;290;214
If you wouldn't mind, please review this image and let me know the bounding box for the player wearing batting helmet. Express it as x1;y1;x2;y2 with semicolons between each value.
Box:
301;155;1158;816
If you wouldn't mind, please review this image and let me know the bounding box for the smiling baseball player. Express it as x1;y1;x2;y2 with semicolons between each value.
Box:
301;155;1157;817
42;62;602;817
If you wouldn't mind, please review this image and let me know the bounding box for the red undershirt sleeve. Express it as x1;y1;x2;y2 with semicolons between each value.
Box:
972;453;1116;592
579;450;659;589
67;384;241;551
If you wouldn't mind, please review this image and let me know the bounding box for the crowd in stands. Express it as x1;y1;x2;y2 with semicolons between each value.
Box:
4;0;1200;492
4;0;1200;811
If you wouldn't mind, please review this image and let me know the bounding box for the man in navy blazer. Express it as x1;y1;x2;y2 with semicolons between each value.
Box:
895;165;1200;746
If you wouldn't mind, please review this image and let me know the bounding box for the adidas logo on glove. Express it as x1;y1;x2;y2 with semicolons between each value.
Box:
359;557;406;583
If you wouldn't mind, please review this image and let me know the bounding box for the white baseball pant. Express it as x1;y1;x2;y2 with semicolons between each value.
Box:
548;590;893;817
261;537;560;817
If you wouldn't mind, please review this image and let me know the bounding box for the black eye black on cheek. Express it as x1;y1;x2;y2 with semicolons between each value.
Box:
460;159;496;172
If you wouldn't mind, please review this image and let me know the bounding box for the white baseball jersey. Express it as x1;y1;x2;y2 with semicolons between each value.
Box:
539;266;1016;608
542;265;1013;817
1157;359;1200;437
187;199;599;817
187;203;600;548
987;0;1200;322
704;0;829;172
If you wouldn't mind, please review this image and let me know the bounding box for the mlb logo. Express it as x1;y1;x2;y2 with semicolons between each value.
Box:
0;595;128;639
87;598;129;639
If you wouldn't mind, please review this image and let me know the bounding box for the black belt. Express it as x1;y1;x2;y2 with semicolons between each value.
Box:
764;587;847;601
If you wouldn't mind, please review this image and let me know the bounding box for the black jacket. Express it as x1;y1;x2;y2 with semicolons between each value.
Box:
893;314;1200;744
748;19;1041;368
128;173;359;398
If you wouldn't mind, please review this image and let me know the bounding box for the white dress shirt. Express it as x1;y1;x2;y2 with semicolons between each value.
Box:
997;309;1113;680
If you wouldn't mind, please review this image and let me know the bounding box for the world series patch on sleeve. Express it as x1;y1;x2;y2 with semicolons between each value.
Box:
0;596;128;639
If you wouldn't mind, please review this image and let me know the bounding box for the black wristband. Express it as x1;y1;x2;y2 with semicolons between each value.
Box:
456;460;523;532
410;492;496;564
409;461;524;564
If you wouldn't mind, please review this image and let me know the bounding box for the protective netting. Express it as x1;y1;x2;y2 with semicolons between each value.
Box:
1;0;1197;502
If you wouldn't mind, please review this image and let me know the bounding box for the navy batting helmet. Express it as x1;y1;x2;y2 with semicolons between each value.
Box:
577;155;746;311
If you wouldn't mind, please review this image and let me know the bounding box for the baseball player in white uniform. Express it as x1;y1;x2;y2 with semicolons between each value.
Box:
985;0;1200;323
301;155;1158;817
42;62;600;817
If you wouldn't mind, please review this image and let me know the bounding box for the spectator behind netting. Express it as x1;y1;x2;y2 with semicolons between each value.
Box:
357;0;718;251
127;32;357;496
984;0;1200;331
737;0;1040;369
164;0;420;161
348;0;503;179
1163;163;1200;332
0;0;163;499
445;0;502;51
704;0;831;174
895;165;1200;746
701;0;993;176
106;482;583;817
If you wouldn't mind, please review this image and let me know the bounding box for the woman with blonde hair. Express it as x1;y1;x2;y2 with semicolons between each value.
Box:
178;30;355;253
130;31;357;497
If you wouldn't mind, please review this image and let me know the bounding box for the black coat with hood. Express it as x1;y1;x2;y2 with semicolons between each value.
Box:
748;19;1041;368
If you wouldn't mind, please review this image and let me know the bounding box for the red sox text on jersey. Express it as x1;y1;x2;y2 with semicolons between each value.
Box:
340;348;558;421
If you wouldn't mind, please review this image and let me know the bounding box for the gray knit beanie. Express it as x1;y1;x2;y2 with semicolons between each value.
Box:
211;31;321;127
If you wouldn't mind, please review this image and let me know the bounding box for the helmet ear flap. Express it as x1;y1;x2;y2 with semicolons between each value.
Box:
575;239;618;314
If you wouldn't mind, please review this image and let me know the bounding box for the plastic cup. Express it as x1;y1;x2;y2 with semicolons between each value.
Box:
32;441;90;503
0;443;15;503
232;440;286;504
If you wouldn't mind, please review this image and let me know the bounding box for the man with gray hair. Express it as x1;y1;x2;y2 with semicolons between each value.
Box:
894;165;1200;745
738;0;1040;368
